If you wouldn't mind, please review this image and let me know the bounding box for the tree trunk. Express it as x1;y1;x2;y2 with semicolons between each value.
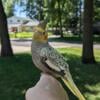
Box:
58;0;63;38
79;0;82;37
82;0;95;63
0;0;13;57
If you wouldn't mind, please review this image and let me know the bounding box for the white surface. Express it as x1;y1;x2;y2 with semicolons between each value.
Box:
26;73;69;100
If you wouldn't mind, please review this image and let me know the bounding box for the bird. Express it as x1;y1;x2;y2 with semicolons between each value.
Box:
31;21;85;100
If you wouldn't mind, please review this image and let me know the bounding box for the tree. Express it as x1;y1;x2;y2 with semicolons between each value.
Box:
57;0;63;37
94;0;100;22
19;0;80;35
82;0;95;63
2;0;14;17
22;0;76;37
0;0;13;57
24;0;44;20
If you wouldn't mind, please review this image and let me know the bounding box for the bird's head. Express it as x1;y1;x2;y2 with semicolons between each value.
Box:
33;21;48;43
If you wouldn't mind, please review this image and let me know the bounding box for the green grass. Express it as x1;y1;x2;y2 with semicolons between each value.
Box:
10;32;33;38
9;32;100;43
0;48;100;100
48;35;100;43
10;32;52;38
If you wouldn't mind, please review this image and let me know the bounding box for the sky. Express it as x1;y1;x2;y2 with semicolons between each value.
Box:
14;5;26;17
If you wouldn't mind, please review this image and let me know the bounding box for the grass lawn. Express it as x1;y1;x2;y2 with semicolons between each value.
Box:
49;36;100;43
0;48;100;100
10;32;52;38
10;32;33;38
9;32;100;43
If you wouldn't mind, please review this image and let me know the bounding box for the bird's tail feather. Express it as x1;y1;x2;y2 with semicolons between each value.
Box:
61;74;85;100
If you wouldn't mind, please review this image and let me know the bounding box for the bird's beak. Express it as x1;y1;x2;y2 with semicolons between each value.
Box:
62;72;85;100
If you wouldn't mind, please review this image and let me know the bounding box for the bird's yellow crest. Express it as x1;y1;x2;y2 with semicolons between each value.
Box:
33;26;48;43
34;27;45;33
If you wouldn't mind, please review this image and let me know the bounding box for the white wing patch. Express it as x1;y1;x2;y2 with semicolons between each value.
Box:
45;60;61;72
40;47;69;71
40;47;48;57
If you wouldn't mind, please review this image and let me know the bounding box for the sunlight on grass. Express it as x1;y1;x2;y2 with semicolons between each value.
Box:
57;48;100;100
10;32;33;38
85;83;100;100
10;32;52;38
58;47;82;56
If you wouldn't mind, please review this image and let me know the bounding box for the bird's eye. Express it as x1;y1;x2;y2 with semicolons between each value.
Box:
43;32;45;35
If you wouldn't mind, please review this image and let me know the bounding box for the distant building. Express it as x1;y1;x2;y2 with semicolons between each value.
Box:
7;16;39;33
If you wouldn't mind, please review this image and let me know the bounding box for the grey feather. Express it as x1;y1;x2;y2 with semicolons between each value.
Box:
31;40;69;76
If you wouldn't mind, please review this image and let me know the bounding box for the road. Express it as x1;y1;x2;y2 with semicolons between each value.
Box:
0;36;100;53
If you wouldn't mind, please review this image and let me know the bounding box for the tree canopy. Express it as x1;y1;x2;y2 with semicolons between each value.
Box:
2;0;15;17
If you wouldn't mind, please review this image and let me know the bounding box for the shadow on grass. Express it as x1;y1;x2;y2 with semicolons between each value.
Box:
0;53;100;100
62;53;100;100
48;36;100;44
48;36;82;44
0;54;40;100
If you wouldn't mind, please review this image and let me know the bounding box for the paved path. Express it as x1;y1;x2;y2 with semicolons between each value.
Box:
11;42;78;53
0;36;100;53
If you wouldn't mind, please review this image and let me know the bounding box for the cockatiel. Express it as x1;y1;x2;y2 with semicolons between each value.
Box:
31;21;85;100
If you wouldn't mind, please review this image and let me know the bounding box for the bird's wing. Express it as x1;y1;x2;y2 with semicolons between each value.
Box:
40;46;85;100
40;46;69;76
